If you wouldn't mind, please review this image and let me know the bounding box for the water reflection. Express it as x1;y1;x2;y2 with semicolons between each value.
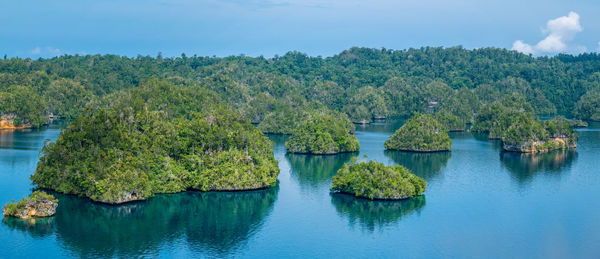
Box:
331;194;426;232
384;150;451;180
3;187;278;257
286;153;357;191
500;150;577;183
355;119;406;133
0;120;67;151
2;216;56;238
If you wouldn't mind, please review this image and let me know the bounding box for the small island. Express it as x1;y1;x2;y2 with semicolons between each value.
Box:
331;160;427;200
384;114;451;152
3;191;58;219
501;116;577;153
285;112;360;154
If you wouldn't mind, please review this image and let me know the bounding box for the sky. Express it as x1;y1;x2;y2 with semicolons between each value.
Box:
1;0;599;58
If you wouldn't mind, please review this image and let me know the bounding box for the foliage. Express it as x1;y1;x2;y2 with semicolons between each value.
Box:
384;114;451;152
573;90;600;121
501;116;577;152
258;108;305;134
471;94;536;138
31;81;279;204
434;110;465;132
0;86;47;127
1;47;599;130
285;111;360;154
330;160;427;200
343;86;388;122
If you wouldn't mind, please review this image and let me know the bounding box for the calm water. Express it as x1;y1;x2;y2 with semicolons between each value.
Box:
1;121;600;258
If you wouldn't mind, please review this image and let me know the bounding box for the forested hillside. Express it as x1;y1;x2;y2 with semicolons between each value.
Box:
1;47;600;131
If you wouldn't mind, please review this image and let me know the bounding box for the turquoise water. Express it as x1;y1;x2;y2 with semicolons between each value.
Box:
1;121;599;258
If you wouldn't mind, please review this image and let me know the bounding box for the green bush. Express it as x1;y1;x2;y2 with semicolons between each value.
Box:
331;160;427;200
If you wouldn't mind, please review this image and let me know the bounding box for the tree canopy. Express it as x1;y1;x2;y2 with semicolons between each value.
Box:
1;47;599;131
331;160;427;200
385;114;451;152
31;81;279;204
285;111;360;154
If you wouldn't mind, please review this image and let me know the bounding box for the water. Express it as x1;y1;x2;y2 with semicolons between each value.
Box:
1;121;599;258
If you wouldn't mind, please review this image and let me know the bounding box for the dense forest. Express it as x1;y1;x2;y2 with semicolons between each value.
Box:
285;111;360;154
384;114;452;152
1;47;600;132
31;80;280;204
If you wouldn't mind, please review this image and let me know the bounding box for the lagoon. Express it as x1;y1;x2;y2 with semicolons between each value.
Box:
1;121;599;258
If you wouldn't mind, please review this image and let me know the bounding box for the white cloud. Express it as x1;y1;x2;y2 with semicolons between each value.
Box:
30;47;41;54
30;46;61;56
512;12;584;55
512;40;534;55
598;41;600;52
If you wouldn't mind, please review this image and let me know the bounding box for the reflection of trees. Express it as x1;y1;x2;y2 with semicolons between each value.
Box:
3;187;278;257
2;216;56;238
500;150;577;183
384;150;451;180
356;119;406;134
266;134;288;147
286;153;356;191
331;194;426;232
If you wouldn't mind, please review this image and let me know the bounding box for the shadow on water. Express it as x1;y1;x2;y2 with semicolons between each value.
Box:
500;150;578;184
2;186;279;257
330;193;426;232
286;153;357;191
383;150;451;181
470;132;504;151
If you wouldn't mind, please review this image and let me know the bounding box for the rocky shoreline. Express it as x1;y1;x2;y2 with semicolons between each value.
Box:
3;191;58;219
502;137;577;153
0;114;32;130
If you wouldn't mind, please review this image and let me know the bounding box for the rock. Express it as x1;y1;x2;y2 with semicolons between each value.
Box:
502;137;577;153
3;191;58;219
0;114;32;130
97;191;146;205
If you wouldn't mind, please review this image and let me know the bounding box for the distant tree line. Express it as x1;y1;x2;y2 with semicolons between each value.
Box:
1;47;600;130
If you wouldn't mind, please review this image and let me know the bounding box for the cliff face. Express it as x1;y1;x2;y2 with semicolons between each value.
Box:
0;114;31;130
502;137;577;153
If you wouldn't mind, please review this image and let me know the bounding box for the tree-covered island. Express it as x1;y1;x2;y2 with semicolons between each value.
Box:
30;81;280;204
331;160;427;200
384;114;451;152
501;116;577;153
285;111;360;154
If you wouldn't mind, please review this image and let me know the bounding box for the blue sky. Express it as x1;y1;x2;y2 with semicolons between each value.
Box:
1;0;599;58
